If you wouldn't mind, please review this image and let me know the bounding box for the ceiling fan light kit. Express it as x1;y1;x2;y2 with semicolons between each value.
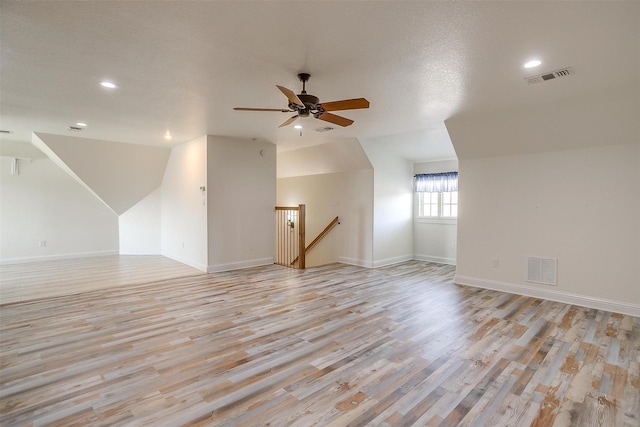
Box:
234;73;369;128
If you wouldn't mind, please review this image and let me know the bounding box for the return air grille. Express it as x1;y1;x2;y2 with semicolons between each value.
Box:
525;67;574;85
527;257;557;286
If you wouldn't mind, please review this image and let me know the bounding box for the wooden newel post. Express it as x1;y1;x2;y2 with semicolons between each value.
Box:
298;204;306;269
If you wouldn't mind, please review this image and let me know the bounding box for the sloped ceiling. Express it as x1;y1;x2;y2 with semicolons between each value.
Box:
1;2;638;161
278;139;372;179
447;86;640;160
32;133;170;215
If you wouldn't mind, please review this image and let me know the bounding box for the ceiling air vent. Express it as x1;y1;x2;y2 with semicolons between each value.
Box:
68;125;84;132
525;67;574;85
0;130;14;134
315;126;334;133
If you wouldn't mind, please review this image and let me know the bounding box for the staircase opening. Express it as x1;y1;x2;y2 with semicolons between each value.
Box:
275;205;340;269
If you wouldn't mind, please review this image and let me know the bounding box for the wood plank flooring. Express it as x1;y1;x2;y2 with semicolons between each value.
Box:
0;255;202;304
1;260;638;426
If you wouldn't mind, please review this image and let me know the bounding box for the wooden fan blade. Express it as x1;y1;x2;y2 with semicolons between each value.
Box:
276;85;305;108
234;107;291;112
318;112;354;127
279;115;299;128
319;98;370;112
233;107;291;113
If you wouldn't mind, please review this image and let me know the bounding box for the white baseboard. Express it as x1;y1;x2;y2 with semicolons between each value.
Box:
372;255;413;268
338;256;373;268
413;254;456;266
455;275;640;318
119;249;162;255
161;253;208;273
0;250;119;265
207;257;274;273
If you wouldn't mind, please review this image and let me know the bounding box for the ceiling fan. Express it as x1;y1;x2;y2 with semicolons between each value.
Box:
234;73;370;128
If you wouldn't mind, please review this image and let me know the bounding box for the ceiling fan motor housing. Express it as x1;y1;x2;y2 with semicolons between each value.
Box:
290;93;320;118
298;94;319;108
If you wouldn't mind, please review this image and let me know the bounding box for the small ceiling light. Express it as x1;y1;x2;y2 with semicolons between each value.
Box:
75;122;87;127
100;81;117;89
524;59;542;69
293;125;303;129
164;131;172;140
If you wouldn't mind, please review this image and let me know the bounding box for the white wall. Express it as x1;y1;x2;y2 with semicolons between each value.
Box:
413;159;458;265
0;156;118;263
455;143;640;315
361;139;413;267
277;169;374;267
32;133;170;215
207;136;276;272
119;187;161;254
161;137;208;271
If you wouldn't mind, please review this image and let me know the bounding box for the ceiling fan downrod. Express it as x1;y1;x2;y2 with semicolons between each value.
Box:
298;73;311;94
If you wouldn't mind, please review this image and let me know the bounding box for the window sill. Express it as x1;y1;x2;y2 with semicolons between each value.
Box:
415;218;457;225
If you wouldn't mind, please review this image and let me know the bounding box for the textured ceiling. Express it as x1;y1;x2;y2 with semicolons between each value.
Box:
1;1;638;162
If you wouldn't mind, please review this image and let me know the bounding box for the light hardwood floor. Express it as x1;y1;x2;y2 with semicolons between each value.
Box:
0;255;202;304
0;258;638;426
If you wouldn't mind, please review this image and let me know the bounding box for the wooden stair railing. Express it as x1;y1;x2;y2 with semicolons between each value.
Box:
275;204;305;269
291;216;339;266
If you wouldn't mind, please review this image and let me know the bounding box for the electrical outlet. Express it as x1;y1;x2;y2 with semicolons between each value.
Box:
38;240;46;247
491;259;499;268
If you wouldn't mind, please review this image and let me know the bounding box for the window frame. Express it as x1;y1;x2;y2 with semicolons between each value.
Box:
416;190;458;223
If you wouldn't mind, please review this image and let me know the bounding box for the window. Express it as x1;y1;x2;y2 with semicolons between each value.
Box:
415;171;458;219
418;191;458;218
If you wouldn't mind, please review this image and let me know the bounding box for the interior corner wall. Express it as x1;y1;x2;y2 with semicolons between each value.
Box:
160;136;208;271
455;143;640;315
360;140;414;267
119;187;161;255
207;136;276;272
413;159;458;265
0;156;118;263
277;169;374;268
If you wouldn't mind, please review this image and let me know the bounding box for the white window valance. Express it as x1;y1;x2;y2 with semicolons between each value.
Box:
414;172;458;192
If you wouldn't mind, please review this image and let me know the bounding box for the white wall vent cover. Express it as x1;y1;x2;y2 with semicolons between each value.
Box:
525;67;574;85
527;257;557;285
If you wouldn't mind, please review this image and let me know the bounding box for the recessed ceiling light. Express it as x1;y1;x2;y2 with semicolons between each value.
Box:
524;59;542;69
293;125;303;129
100;81;117;89
75;122;87;127
164;131;172;140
